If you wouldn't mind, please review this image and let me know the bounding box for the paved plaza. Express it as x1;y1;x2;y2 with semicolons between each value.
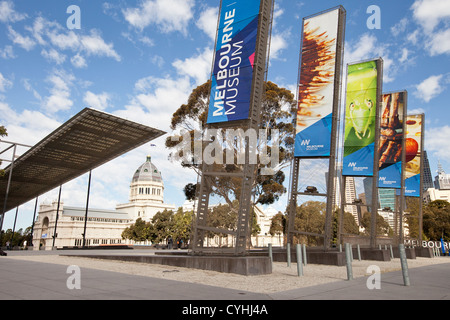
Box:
0;249;449;301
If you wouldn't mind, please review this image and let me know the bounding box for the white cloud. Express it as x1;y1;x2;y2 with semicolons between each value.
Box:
427;29;450;56
42;70;75;113
0;101;60;146
391;17;408;37
22;16;121;62
415;74;445;102
410;0;450;57
0;0;27;23
80;30;121;61
399;48;409;63
0;45;15;59
172;47;213;85
70;53;87;68
41;48;66;64
123;0;195;33
426;126;450;161
83;91;111;111
196;7;219;41
0;72;12;92
345;33;395;83
411;0;450;33
7;25;35;51
270;31;290;60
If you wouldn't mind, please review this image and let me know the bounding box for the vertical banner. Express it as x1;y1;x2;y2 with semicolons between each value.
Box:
343;59;381;176
378;91;407;188
294;7;344;157
404;114;423;197
206;0;262;124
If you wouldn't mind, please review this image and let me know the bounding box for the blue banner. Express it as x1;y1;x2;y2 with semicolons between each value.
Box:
207;0;261;124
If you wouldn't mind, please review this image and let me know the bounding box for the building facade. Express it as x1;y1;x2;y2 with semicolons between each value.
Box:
32;156;176;250
32;156;283;249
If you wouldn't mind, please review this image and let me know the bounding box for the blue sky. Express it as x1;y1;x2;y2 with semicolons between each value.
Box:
1;0;449;231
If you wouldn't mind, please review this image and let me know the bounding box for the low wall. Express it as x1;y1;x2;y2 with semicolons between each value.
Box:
63;254;272;276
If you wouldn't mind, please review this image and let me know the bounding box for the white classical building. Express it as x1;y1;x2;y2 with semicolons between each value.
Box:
32;156;176;250
32;155;284;250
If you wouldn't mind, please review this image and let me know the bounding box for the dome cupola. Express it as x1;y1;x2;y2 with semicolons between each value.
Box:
129;155;164;203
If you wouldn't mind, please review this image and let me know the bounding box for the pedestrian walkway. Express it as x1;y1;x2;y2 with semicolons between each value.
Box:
0;250;449;300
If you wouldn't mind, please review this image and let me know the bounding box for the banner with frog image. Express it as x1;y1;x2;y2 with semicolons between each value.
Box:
343;59;381;176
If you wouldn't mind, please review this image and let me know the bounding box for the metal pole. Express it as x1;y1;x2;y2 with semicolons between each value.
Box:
0;144;17;241
302;243;307;266
30;197;38;248
287;242;291;267
52;185;62;249
399;244;410;286
268;243;273;264
296;244;303;276
345;243;353;280
11;206;18;247
357;244;361;261
82;170;92;248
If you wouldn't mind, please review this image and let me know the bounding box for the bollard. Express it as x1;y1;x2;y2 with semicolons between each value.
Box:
287;243;291;267
302;244;307;266
357;244;361;261
399;244;410;286
268;243;273;264
345;243;353;280
296;244;303;276
389;245;394;259
350;244;354;262
339;243;342;252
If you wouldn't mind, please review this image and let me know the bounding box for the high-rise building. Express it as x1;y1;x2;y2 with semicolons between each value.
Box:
422;150;434;190
434;161;450;190
326;165;358;224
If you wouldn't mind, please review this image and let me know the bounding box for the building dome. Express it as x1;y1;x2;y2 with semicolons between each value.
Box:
129;155;164;203
132;156;162;183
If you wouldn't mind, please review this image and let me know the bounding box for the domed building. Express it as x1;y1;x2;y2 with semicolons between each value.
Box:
116;155;176;221
32;156;176;249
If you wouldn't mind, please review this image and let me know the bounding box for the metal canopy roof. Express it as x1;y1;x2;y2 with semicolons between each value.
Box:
0;108;166;212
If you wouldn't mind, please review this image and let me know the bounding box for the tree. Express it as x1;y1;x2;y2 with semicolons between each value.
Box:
172;207;193;244
166;81;296;230
331;209;360;245
423;200;450;241
121;218;151;242
360;212;392;237
269;212;286;244
149;209;175;244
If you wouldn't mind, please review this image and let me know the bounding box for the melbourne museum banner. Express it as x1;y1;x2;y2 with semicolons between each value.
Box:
404;114;423;197
343;59;381;176
378;91;407;188
294;7;344;157
206;0;261;124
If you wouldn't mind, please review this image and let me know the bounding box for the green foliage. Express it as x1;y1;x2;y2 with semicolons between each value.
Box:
423;200;450;241
166;80;296;208
359;212;392;236
1;226;32;247
122;209;193;245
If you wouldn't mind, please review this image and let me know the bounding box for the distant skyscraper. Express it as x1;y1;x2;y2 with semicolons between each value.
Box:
327;165;359;224
434;161;450;190
422;150;434;190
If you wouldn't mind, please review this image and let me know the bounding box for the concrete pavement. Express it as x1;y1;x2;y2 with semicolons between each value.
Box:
0;249;449;300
